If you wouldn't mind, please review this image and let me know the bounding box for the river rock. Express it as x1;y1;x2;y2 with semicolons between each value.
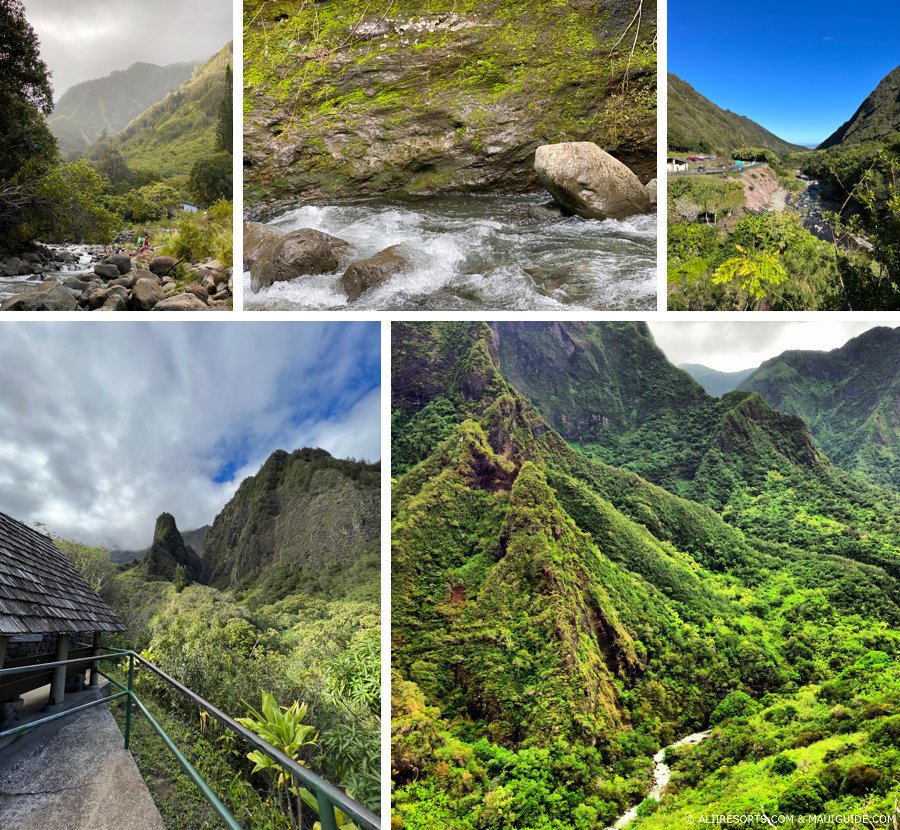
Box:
243;222;282;270
341;245;412;301
103;253;132;275
153;293;210;311
94;263;121;280
534;142;651;220
149;255;179;277
97;294;128;312
183;284;209;304
2;257;31;277
645;179;657;206
250;228;352;292
1;282;78;311
130;277;167;310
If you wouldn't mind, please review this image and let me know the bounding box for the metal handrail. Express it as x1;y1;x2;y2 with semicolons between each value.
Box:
0;649;381;830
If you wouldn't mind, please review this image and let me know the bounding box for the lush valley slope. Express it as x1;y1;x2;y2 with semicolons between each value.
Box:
49;61;197;158
96;446;381;825
115;43;233;179
668;74;805;155
740;326;900;491
679;363;758;397
244;0;656;210
819;64;900;148
391;321;900;830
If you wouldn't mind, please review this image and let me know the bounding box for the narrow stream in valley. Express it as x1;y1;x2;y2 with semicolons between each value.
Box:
0;246;99;303
244;193;657;311
609;729;711;829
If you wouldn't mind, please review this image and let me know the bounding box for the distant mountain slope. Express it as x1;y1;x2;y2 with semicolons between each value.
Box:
142;513;202;581
668;73;805;155
819;65;900;148
48;61;198;158
114;43;232;178
200;447;380;597
740;326;900;490
679;363;758;397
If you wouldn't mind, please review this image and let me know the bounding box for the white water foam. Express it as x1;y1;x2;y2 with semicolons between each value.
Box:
245;194;657;311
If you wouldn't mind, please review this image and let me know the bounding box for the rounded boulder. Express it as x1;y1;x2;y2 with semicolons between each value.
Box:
534;142;651;220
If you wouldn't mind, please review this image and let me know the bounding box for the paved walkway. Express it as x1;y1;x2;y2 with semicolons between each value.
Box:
0;685;166;830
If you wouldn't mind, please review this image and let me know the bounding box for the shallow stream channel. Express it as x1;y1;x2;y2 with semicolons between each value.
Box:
609;729;711;829
244;193;657;311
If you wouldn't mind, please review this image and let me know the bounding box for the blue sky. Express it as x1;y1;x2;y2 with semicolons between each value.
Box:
669;0;900;146
0;323;380;548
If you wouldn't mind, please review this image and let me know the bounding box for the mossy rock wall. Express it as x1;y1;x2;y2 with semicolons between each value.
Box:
244;0;656;210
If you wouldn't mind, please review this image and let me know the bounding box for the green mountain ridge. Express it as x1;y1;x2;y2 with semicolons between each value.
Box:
49;61;198;158
111;524;210;565
668;73;805;155
142;511;203;582
392;321;900;829
113;43;232;180
740;325;900;490
820;65;900;148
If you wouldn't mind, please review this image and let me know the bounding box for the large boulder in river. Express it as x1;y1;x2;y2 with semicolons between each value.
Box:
244;222;281;270
1;282;77;311
2;257;31;277
645;179;657;207
341;245;412;302
130;277;167;310
103;253;132;275
149;256;179;277
93;263;121;280
534;142;651;220
250;228;352;292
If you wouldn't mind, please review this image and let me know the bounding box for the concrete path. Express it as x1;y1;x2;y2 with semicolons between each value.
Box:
0;686;166;830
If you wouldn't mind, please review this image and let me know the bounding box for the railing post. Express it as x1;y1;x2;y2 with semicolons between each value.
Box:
89;631;101;688
124;652;134;750
47;633;69;710
317;790;339;830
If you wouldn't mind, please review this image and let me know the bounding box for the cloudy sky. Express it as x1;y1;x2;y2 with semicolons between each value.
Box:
649;321;896;373
0;323;380;550
23;0;232;98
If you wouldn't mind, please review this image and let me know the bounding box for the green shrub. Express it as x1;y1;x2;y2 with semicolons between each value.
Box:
771;754;797;775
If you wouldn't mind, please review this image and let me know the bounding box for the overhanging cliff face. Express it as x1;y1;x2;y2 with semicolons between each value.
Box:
243;0;656;210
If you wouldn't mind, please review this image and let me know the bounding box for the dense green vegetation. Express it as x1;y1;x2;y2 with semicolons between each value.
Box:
667;74;805;156
668;64;900;310
391;321;900;830
56;449;381;829
0;5;232;259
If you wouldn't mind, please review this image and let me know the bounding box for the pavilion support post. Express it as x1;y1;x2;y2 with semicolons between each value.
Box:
0;635;8;670
89;631;101;688
48;633;69;710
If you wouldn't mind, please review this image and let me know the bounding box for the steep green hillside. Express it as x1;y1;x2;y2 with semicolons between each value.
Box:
668;73;805;155
741;326;900;490
820;65;900;148
244;0;656;209
201;447;380;598
391;321;900;830
679;363;757;397
116;43;232;179
111;524;209;566
48;61;197;158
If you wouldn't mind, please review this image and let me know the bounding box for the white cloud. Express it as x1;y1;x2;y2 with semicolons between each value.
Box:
0;322;381;549
649;321;894;372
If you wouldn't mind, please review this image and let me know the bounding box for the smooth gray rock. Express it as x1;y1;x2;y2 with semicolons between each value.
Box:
250;228;352;292
130;277;167;310
341;244;411;301
93;263;121;280
1;282;77;311
152;293;210;311
243;222;282;270
149;255;178;277
534;142;652;220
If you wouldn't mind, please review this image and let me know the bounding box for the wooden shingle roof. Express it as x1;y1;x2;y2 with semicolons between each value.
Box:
0;512;124;635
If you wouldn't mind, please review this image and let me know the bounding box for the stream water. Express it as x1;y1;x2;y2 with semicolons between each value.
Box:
0;246;99;303
789;177;836;243
609;729;711;829
244;194;657;311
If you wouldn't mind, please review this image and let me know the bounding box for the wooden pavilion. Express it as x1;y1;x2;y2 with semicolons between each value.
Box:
0;511;124;723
